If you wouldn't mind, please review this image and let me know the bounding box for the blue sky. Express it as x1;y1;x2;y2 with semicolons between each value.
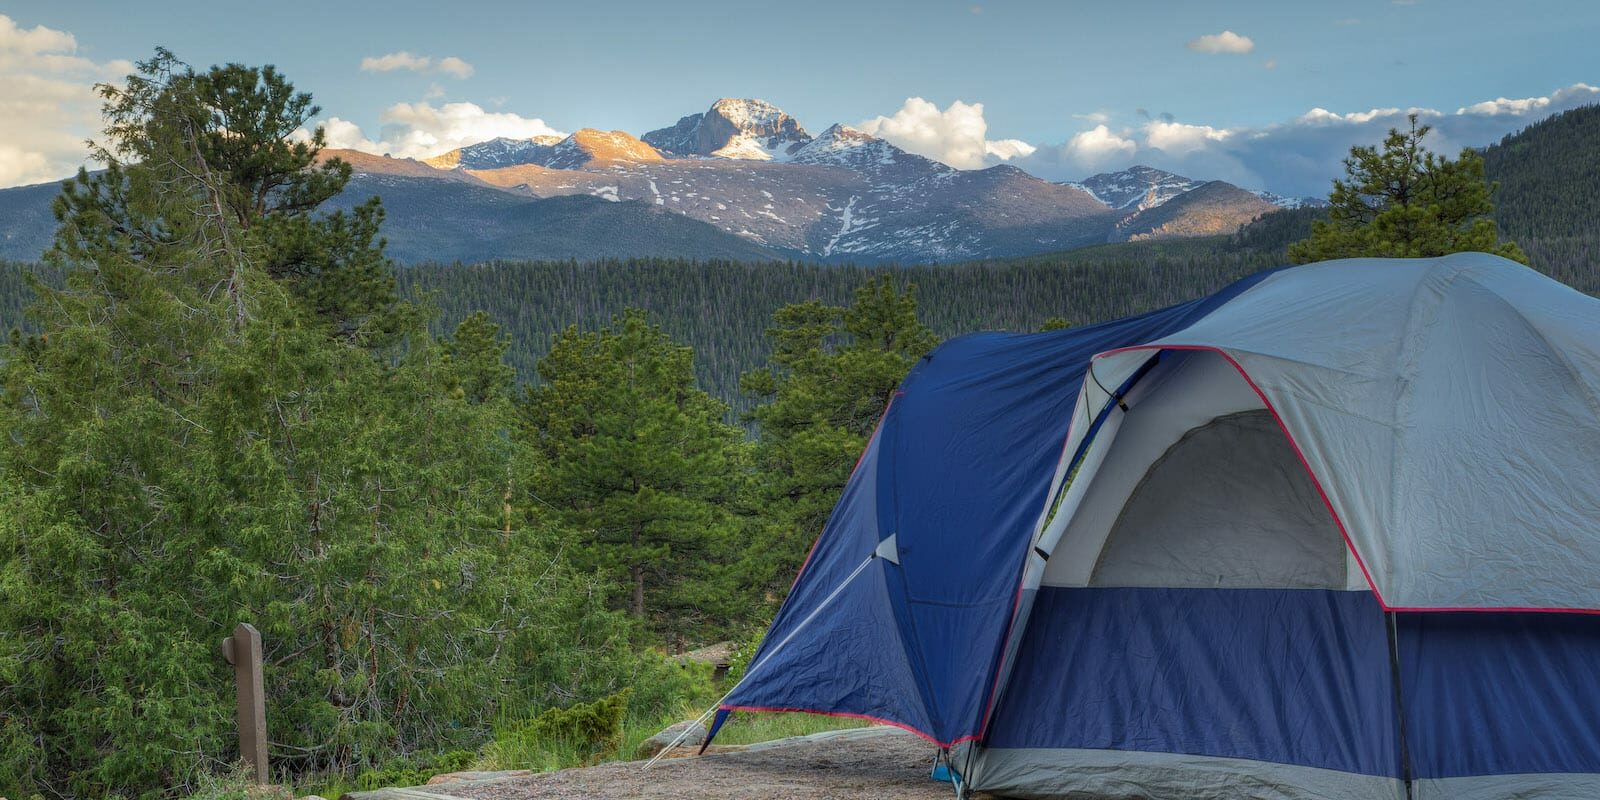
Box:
4;1;1598;193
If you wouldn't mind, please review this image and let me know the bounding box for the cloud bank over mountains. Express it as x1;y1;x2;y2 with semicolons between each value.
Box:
299;83;1600;198
874;85;1598;196
0;15;132;187
305;102;564;160
857;97;1034;169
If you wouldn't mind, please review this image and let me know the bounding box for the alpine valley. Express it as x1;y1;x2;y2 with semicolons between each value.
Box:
0;98;1321;264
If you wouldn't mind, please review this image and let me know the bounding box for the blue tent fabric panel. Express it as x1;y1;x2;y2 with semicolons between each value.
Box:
984;587;1401;778
720;434;939;736
725;269;1283;746
1399;611;1600;778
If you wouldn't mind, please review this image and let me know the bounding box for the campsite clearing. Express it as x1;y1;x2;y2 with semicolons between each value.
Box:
348;727;979;800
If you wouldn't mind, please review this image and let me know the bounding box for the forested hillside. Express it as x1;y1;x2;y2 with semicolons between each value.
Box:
1484;103;1600;241
398;240;1281;409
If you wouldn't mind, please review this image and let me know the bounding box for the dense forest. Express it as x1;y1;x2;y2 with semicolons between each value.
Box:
396;239;1283;410
9;104;1594;417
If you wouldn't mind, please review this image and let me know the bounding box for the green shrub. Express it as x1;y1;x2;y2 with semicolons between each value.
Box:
479;689;648;771
353;750;475;790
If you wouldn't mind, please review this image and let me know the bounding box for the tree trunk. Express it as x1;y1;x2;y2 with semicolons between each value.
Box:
631;563;645;617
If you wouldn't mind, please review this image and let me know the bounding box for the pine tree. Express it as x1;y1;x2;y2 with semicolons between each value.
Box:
58;47;400;338
1289;114;1526;264
519;310;747;640
741;276;937;600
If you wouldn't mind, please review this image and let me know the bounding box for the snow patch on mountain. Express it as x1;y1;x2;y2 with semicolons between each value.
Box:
1251;190;1330;209
1063;166;1202;211
424;135;562;170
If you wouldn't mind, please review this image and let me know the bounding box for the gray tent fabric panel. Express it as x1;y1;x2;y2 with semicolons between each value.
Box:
1090;410;1348;589
1137;253;1600;610
1041;349;1267;587
968;747;1404;800
1414;775;1600;799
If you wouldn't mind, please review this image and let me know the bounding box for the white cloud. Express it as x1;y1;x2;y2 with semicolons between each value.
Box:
859;97;1034;170
361;52;429;73
360;51;475;79
0;15;130;188
435;56;474;79
300;101;565;160
1062;125;1137;170
1006;83;1600;196
1454;85;1597;117
984;138;1036;161
1145;120;1231;155
1186;30;1255;54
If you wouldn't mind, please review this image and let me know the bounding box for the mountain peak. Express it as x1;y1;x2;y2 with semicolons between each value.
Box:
1064;165;1203;211
547;129;664;169
424;135;564;170
642;98;811;161
791;124;929;174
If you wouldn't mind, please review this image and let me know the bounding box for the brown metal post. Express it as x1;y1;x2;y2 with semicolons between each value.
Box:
220;622;268;783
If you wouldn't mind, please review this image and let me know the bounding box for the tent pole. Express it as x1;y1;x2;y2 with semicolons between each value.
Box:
642;552;881;769
1385;611;1415;800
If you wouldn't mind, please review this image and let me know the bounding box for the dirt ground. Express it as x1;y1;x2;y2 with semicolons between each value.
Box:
434;727;975;800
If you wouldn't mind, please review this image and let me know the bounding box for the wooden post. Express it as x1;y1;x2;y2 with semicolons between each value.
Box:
220;622;268;783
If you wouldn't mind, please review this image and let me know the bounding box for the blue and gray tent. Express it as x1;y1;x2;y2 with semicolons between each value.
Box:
708;253;1600;799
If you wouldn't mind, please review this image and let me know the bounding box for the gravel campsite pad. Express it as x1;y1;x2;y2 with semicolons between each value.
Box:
437;727;970;800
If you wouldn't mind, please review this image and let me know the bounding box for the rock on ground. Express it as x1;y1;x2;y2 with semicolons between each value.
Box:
634;719;709;759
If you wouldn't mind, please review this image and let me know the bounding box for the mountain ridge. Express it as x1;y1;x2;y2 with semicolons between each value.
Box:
0;98;1364;264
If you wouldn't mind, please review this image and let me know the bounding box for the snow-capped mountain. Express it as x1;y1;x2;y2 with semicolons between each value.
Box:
643;98;813;161
429;130;662;172
1065;165;1327;213
400;104;1315;262
1063;166;1203;212
542;129;664;169
458;108;1119;262
790;124;951;181
1252;190;1329;210
424;135;563;170
0;99;1311;264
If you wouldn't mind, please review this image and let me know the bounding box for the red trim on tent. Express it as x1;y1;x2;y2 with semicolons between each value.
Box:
1092;343;1600;616
717;704;982;748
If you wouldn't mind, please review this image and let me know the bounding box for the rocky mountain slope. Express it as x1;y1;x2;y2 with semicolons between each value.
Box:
1113;180;1281;241
643;98;812;160
0;153;780;264
1064;165;1203;211
0;98;1321;264
422;135;563;170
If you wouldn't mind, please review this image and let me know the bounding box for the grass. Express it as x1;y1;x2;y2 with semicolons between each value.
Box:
290;669;865;798
706;710;866;746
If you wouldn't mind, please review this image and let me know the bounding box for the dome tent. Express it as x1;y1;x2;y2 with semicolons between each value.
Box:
708;253;1600;799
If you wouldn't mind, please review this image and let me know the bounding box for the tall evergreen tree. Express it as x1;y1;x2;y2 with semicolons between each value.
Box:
0;52;643;798
520;310;747;640
741;276;937;599
1289;114;1526;264
59;47;400;338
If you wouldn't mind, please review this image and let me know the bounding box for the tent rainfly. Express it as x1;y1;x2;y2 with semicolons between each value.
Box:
706;254;1600;799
